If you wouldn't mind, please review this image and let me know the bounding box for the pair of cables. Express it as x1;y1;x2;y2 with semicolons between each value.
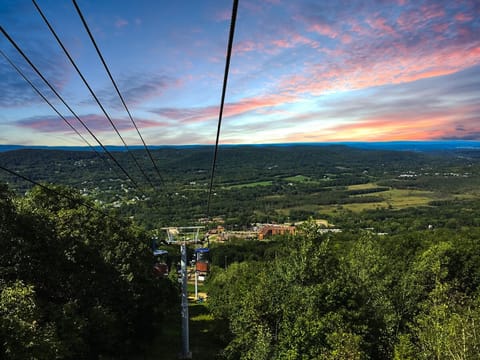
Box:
1;0;240;223
1;0;163;194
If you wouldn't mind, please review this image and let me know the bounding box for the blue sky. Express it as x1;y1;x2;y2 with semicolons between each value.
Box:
1;0;479;146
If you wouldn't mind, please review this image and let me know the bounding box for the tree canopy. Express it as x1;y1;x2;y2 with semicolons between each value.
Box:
0;184;178;359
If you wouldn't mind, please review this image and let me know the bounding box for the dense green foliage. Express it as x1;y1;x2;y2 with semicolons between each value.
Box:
0;184;178;359
2;146;480;228
2;146;480;358
207;222;480;359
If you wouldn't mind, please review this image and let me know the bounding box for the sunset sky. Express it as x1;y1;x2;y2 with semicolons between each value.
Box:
1;0;479;146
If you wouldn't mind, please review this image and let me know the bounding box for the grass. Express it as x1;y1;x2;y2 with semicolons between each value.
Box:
347;182;380;190
266;182;480;217
143;282;223;359
318;202;390;215
381;188;435;205
225;180;272;189
318;188;440;214
189;303;225;359
284;174;314;183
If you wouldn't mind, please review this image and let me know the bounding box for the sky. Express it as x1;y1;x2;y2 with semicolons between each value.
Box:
0;0;479;146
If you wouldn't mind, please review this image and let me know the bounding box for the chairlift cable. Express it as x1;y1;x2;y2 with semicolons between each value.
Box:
32;0;155;189
0;164;114;220
206;0;239;219
72;0;165;186
0;25;146;196
0;49;119;176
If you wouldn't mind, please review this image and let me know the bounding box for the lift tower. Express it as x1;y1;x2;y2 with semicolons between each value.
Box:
162;226;203;359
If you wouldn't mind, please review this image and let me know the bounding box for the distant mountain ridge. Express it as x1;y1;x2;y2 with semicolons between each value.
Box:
1;141;480;153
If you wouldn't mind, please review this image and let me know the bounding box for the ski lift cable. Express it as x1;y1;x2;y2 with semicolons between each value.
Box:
0;25;146;196
0;164;122;222
206;0;239;219
32;0;155;189
0;49;122;178
72;0;165;186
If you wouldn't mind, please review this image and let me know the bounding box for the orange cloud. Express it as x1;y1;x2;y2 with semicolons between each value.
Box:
278;104;480;143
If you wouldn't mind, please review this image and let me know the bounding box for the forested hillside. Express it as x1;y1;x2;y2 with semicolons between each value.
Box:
2;145;480;359
0;184;178;359
1;145;479;229
207;221;480;359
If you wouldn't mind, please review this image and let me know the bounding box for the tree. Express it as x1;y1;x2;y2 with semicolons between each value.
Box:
0;184;178;359
0;281;60;359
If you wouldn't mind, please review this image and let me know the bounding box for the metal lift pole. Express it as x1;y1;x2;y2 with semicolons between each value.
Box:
180;242;191;359
162;226;202;358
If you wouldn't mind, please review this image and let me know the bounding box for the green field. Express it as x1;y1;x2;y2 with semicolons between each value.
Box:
347;182;381;190
225;180;273;189
284;174;314;182
284;183;480;216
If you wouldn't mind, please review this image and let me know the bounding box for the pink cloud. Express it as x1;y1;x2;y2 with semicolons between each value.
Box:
214;9;231;22
279;102;480;143
433;22;450;33
272;39;293;49
152;93;297;124
397;4;445;32
276;26;480;97
271;33;319;49
308;23;338;38
455;13;474;22
234;40;257;54
347;19;370;36
366;16;397;36
115;18;128;28
340;34;352;44
242;1;263;14
15;114;168;134
322;112;473;141
420;3;446;21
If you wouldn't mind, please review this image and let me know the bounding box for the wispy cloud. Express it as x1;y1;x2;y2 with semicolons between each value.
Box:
1;0;479;145
95;72;181;108
308;23;338;38
277;25;479;97
151;93;297;124
0;42;72;107
271;66;480;142
14;114;168;134
214;9;231;22
264;0;480;96
115;18;129;28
